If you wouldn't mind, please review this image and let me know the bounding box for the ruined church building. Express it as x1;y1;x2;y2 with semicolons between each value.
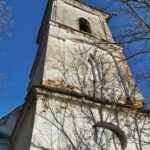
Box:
0;0;150;150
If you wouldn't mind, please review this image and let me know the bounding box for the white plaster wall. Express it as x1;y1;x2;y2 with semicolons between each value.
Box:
30;94;150;150
39;0;143;101
42;24;143;101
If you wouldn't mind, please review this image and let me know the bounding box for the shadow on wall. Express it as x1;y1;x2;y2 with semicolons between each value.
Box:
31;143;52;150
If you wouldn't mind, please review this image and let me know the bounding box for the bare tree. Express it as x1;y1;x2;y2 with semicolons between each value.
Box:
0;73;6;93
0;0;11;89
105;0;150;82
0;0;11;38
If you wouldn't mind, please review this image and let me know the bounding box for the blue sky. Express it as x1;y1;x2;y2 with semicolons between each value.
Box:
0;0;47;117
0;0;149;118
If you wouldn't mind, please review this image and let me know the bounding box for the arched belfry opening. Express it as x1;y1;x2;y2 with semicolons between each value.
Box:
79;18;91;33
93;122;127;150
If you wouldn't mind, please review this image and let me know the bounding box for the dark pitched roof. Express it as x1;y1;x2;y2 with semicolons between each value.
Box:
0;132;10;139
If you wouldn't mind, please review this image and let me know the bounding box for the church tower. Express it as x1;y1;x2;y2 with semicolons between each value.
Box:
29;0;113;88
29;0;143;102
10;0;150;150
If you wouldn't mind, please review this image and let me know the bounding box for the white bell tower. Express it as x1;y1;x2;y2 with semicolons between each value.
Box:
11;1;150;150
29;0;113;92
